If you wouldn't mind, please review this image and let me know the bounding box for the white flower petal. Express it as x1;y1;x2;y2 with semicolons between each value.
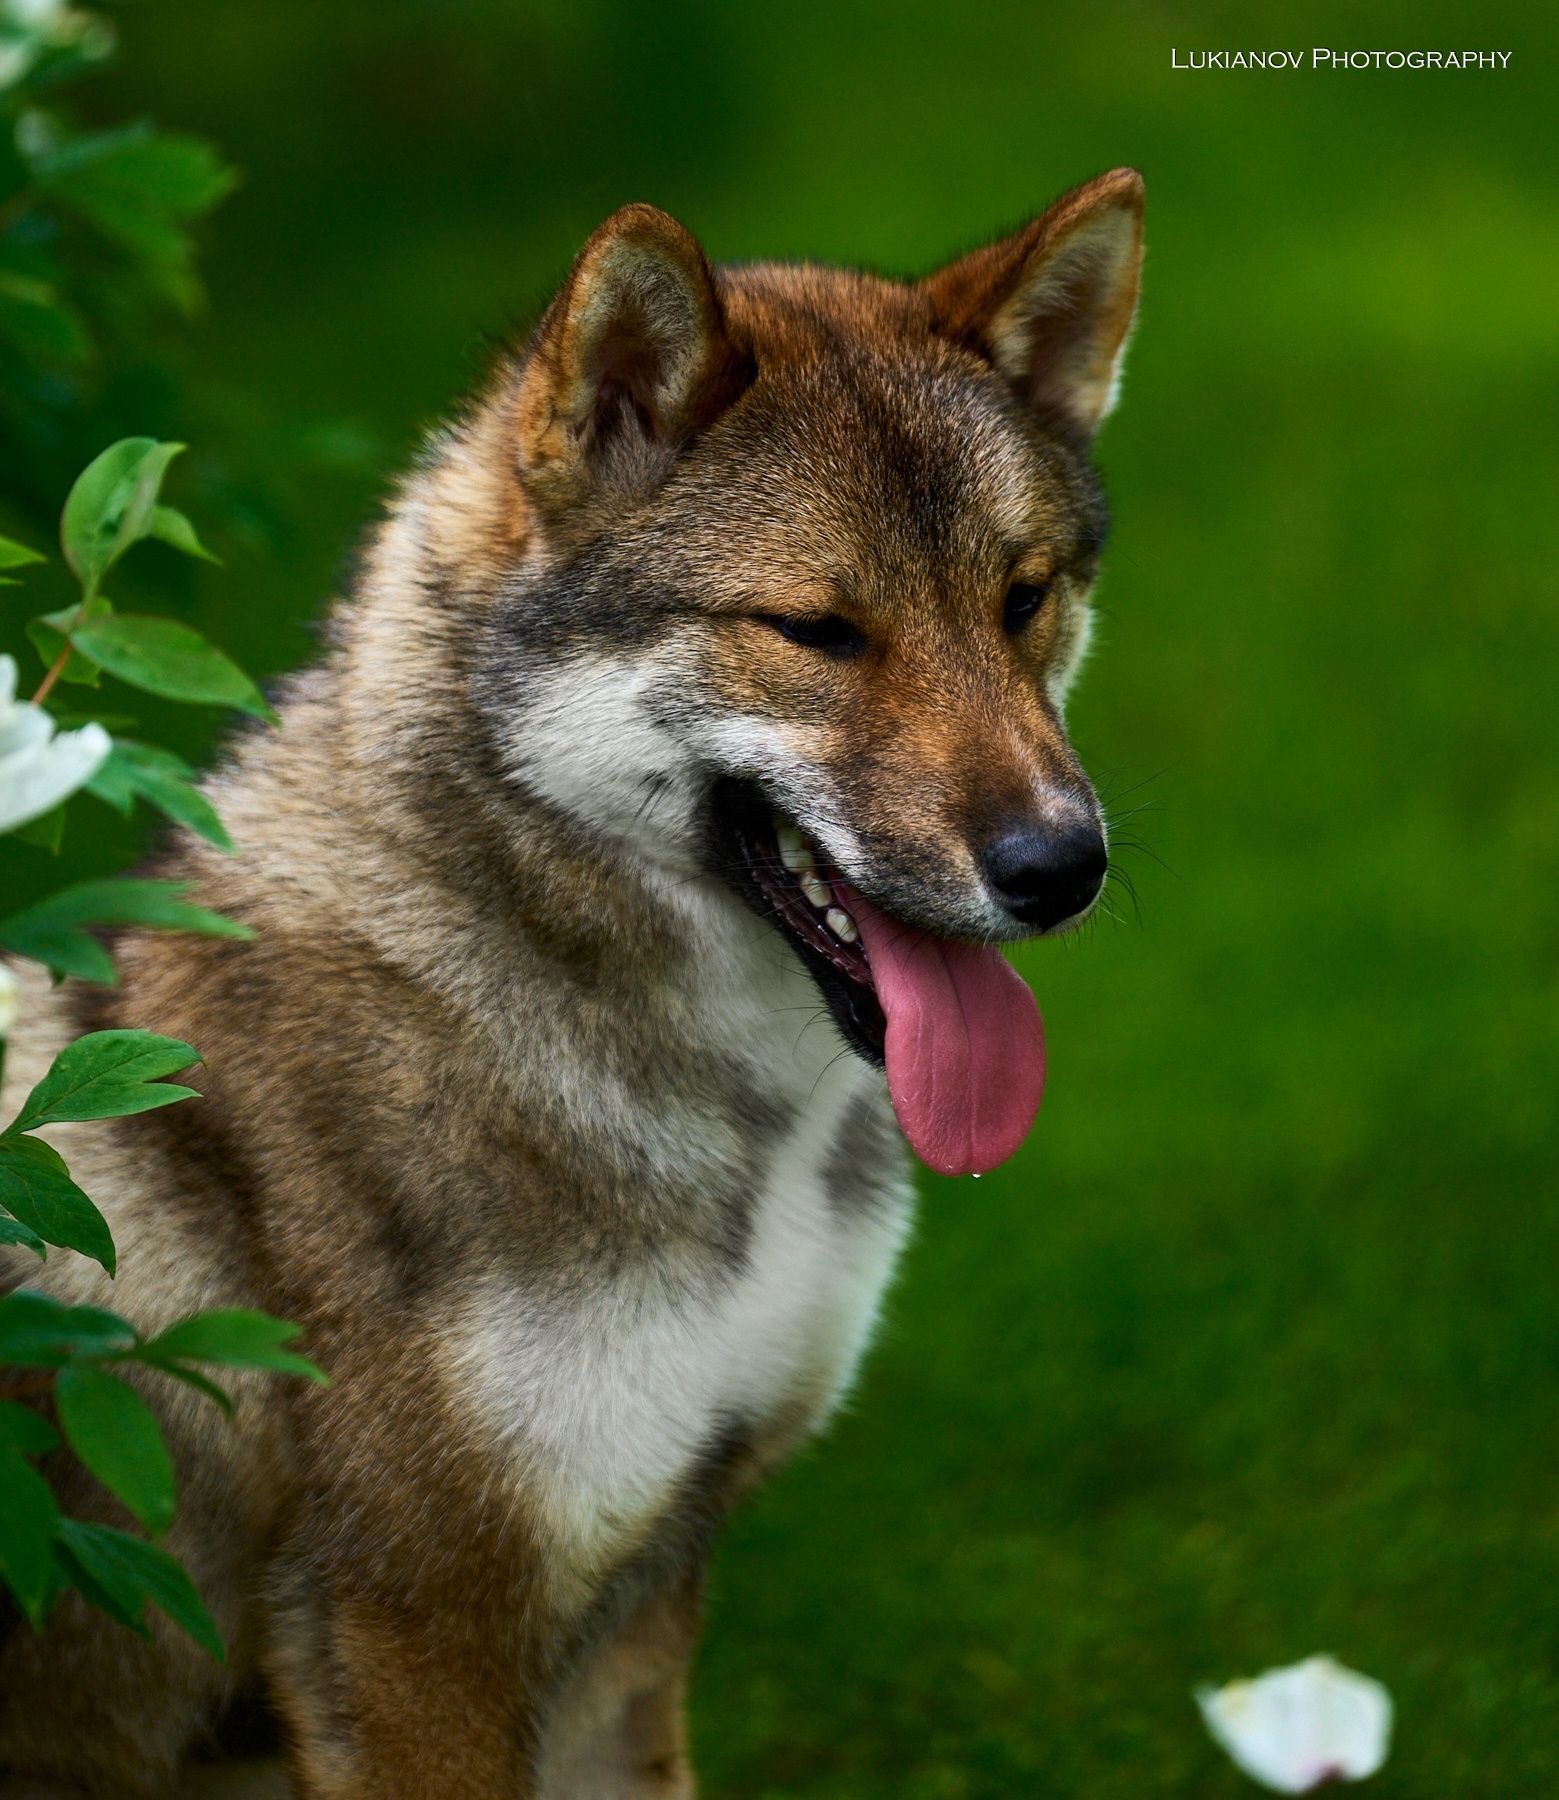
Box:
0;699;53;762
0;658;112;834
0;720;111;832
6;0;71;31
1197;1655;1392;1793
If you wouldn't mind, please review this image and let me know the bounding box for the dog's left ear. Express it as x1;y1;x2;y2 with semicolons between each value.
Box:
517;203;750;511
922;168;1144;438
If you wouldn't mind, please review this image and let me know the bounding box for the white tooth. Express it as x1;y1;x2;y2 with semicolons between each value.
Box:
776;821;814;874
825;906;859;943
800;870;831;909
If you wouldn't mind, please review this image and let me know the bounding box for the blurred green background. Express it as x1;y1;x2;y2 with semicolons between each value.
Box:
5;1;1557;1793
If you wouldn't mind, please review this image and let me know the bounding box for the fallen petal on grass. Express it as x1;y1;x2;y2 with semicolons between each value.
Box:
1197;1655;1392;1792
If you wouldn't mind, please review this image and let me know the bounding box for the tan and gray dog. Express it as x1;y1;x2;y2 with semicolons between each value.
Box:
0;169;1144;1797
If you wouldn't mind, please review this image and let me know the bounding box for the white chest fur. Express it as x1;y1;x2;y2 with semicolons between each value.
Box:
454;1051;910;1598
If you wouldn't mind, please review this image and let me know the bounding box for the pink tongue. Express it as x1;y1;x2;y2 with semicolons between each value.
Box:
841;886;1046;1178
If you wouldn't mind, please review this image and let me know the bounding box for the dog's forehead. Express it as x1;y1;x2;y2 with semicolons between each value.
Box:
752;350;1012;502
680;262;1096;582
687;371;1080;606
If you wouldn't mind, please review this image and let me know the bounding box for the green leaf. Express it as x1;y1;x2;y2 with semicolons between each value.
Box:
55;1365;175;1535
70;616;273;721
86;741;233;852
0;1213;47;1258
0;535;45;570
135;1310;327;1386
0;879;252;983
49;713;140;733
0;1136;115;1272
0;279;92;371
34;126;236;227
8;804;66;855
147;505;218;565
59;438;184;592
26;596;113;688
0;920;113;984
0;1290;136;1367
0;1442;62;1627
30;127;237;315
0;1400;59;1458
134;1357;232;1415
5;1030;201;1133
51;1533;142;1633
54;1519;224;1659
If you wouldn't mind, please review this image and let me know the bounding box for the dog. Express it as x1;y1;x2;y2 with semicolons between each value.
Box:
0;168;1144;1797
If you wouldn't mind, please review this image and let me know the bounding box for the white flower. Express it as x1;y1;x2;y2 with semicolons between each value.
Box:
4;0;70;27
0;3;111;95
1197;1655;1393;1793
0;962;15;1037
0;653;111;834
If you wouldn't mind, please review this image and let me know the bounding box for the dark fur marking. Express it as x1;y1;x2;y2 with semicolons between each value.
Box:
132;1094;264;1238
824;1087;904;1218
490;557;696;668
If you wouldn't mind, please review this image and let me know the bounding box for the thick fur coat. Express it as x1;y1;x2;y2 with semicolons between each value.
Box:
0;169;1143;1797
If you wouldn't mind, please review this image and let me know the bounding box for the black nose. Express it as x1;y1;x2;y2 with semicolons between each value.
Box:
981;824;1108;929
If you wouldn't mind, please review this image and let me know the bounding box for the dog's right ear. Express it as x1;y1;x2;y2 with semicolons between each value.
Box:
516;204;750;512
922;169;1145;440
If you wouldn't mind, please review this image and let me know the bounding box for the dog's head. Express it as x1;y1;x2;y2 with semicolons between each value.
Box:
479;173;1144;1173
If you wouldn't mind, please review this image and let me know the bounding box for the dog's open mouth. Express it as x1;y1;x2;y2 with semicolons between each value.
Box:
710;779;1047;1177
712;778;887;1064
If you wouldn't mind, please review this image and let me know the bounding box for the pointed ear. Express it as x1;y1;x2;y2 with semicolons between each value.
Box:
516;204;749;507
922;169;1144;438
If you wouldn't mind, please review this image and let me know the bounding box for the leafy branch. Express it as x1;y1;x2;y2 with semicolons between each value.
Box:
0;451;314;1659
0;1;324;1668
2;2;238;501
0;448;324;1659
0;1280;323;1654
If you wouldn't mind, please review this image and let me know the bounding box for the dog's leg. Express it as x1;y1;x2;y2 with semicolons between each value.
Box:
265;1584;544;1800
535;1569;702;1800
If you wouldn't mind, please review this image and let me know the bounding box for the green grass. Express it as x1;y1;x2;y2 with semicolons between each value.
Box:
13;1;1559;1791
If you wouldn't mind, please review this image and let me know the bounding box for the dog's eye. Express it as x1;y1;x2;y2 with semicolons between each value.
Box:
760;613;866;659
1004;580;1054;633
